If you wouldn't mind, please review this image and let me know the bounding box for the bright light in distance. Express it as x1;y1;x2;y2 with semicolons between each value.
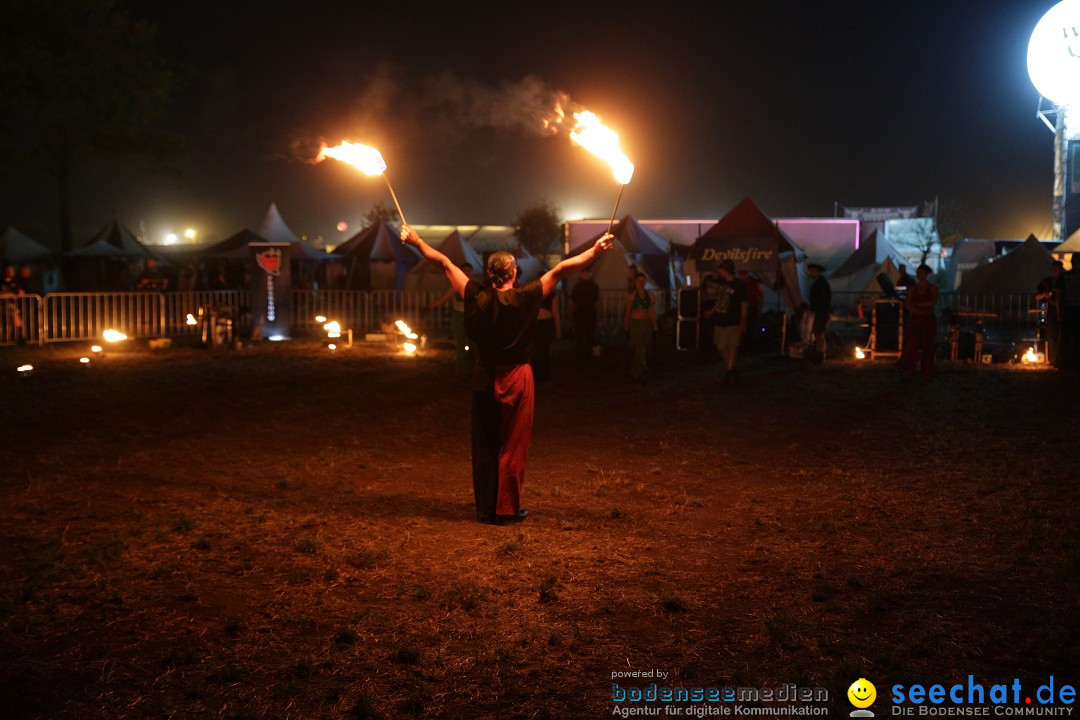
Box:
16;364;33;373
328;343;337;350
102;329;127;342
185;313;197;325
403;342;417;354
164;232;178;245
1028;0;1080;108
268;335;286;341
91;345;102;353
855;346;866;359
79;357;90;364
315;315;327;323
336;221;348;233
183;228;197;240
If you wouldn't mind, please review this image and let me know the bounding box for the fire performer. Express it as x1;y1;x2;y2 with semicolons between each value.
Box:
401;225;614;524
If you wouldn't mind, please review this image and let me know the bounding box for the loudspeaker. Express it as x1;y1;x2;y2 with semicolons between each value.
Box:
676;319;699;351
678;287;700;319
876;273;899;299
873;301;901;351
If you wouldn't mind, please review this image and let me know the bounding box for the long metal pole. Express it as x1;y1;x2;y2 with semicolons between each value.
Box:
605;184;626;235
382;173;408;227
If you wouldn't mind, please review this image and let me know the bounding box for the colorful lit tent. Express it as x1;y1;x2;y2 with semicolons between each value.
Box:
957;235;1053;294
0;226;55;265
689;197;805;311
404;229;482;291
332;221;420;290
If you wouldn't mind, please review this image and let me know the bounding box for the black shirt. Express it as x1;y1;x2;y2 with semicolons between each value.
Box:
570;278;600;319
706;277;747;327
464;279;544;387
809;276;832;316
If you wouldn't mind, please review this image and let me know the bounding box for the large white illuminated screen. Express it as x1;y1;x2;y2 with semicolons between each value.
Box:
1028;0;1080;108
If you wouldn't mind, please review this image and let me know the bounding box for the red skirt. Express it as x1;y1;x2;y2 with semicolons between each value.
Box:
471;364;535;520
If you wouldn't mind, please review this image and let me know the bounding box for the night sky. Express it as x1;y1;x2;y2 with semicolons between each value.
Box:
0;0;1063;247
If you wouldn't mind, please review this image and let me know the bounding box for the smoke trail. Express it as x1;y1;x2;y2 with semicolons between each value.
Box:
285;69;584;164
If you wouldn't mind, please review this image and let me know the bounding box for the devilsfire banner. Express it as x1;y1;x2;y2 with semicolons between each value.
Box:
249;242;292;340
691;237;777;272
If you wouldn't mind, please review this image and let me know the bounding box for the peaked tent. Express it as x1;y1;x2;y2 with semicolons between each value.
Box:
957;235;1054;294
68;219;158;259
828;231;907;299
63;219;159;291
333;221;420;290
0;226;55;265
202;229;270;258
830;256;902;312
690;197;805;310
1056;229;1080;252
513;245;545;284
568;230;661;292
404;230;482;291
257;203;300;244
609;215;678;290
946;238;996;291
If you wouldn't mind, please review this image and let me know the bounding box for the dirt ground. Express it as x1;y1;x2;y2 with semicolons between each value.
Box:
0;335;1077;720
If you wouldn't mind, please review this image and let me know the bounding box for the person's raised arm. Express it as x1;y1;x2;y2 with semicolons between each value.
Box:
539;233;615;297
400;225;469;297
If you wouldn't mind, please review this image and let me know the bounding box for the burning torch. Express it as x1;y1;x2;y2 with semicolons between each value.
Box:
567;110;635;234
319;141;410;226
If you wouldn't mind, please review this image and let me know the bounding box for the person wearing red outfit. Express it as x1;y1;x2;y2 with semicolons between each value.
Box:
401;225;614;524
896;264;939;379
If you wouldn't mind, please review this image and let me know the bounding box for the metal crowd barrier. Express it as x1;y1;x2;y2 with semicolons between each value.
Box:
0;289;1037;347
829;291;1041;335
43;292;163;343
0;294;42;346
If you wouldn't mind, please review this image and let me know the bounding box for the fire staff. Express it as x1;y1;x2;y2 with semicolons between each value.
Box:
401;225;614;524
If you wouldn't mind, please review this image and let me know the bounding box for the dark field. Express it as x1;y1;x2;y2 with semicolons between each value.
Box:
1;338;1077;719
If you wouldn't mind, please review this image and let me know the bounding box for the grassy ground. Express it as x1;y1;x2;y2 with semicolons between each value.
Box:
0;336;1077;719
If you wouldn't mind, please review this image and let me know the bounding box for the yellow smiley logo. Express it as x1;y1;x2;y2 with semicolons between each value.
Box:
848;678;876;708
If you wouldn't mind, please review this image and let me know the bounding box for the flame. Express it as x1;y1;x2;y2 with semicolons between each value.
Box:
319;141;388;176
1022;347;1039;364
855;346;866;359
315;315;327;323
17;364;33;373
328;343;337;351
403;342;417;354
91;345;102;353
103;329;127;342
568;110;634;184
395;319;418;340
185;313;197;326
324;320;342;338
